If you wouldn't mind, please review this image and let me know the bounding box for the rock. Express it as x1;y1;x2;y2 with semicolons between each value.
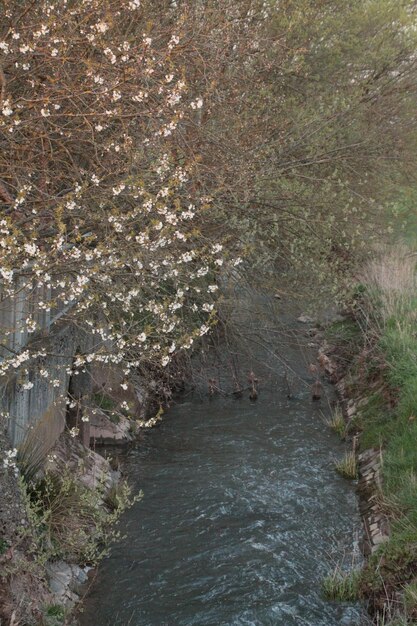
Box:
49;434;118;492
372;533;389;547
297;314;314;324
46;561;72;593
347;404;357;418
317;350;338;380
89;409;133;446
45;560;90;606
46;561;80;607
69;564;88;592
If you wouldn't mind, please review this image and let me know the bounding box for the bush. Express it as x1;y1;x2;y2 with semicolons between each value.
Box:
22;470;140;565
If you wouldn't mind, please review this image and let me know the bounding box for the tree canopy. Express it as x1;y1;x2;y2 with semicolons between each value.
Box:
1;0;416;388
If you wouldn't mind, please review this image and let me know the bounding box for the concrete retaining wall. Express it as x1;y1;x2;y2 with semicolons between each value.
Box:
0;279;91;447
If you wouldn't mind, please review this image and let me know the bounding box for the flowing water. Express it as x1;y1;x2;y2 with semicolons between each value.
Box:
80;296;364;626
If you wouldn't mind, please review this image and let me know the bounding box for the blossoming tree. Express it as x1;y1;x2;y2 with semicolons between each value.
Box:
0;0;244;429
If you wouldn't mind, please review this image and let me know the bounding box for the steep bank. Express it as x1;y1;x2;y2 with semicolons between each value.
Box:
0;419;134;626
320;248;417;625
0;352;193;625
0;415;52;625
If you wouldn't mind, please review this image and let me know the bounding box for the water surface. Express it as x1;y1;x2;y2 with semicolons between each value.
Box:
80;377;363;625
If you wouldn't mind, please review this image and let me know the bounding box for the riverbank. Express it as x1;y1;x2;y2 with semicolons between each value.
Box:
0;418;137;625
321;247;417;625
0;349;194;625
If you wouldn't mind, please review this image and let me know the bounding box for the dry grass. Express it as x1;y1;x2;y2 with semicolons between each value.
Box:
362;246;417;324
334;450;358;479
17;406;64;482
324;406;346;438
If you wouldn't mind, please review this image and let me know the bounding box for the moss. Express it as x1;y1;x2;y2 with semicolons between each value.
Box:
92;392;117;413
0;537;8;556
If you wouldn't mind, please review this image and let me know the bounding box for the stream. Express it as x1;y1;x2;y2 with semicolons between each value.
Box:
80;296;364;626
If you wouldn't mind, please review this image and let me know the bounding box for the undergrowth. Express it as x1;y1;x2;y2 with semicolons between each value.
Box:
324;317;362;370
19;470;141;565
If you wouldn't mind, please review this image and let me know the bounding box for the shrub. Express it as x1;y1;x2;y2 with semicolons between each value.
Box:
22;470;141;565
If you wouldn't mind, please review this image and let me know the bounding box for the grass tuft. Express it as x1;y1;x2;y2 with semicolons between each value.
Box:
325;407;346;438
404;579;417;616
18;406;64;482
322;565;361;601
334;450;357;479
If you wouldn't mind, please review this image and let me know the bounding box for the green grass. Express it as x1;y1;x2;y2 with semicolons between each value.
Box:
0;537;9;555
380;327;417;390
92;392;117;413
322;566;361;601
325;318;361;344
92;392;120;423
324;318;362;363
404;579;417;617
41;604;66;626
359;519;417;606
352;391;397;451
325;407;346;438
352;272;417;620
45;605;65;618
